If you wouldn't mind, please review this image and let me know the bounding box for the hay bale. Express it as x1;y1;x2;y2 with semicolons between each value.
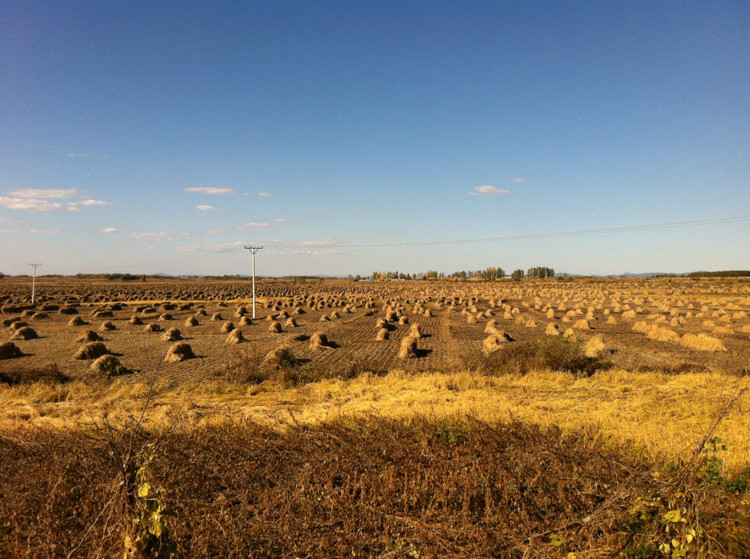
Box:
165;342;196;363
73;342;110;360
78;329;103;342
375;327;390;341
238;316;252;326
545;323;560;336
220;321;235;333
525;319;537;328
563;329;577;340
284;317;298;328
225;329;245;344
423;309;433;317
375;318;388;329
484;319;499;334
158;313;174;321
261;345;295;369
129;315;143;325
482;334;509;355
679;333;727;352
310;331;333;350
0;342;23;360
11;326;38;340
91;354;128;376
647;326;680;344
572;319;590;330
398;315;409;325
409;323;424;338
398;335;419;359
8;321;28;331
162;327;182;342
606;316;617;324
144;323;163;333
68;316;87;327
184;316;199;327
99;321;116;331
211;312;223;321
59;307;78;315
584;335;606;357
268;321;283;333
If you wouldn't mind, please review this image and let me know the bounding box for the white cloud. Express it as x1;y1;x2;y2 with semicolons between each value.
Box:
512;178;526;183
67;199;112;211
183;187;234;195
30;229;60;235
129;232;169;240
469;185;511;196
258;192;272;197
195;205;220;211
273;218;290;222
7;188;80;199
79;199;112;206
0;197;63;211
177;240;246;253
102;227;121;233
208;229;225;234
296;238;338;247
1;229;21;234
235;222;270;229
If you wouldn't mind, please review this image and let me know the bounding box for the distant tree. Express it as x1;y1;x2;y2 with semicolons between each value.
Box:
511;269;525;280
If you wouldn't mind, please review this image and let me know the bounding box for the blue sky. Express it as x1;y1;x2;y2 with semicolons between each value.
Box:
2;1;748;277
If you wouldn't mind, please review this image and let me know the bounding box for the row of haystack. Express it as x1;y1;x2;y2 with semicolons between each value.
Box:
632;321;727;351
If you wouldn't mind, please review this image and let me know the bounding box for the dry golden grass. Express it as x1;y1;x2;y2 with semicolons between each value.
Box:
2;368;748;473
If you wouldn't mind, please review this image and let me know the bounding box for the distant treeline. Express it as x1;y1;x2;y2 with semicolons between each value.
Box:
370;266;555;281
75;273;146;281
688;271;750;278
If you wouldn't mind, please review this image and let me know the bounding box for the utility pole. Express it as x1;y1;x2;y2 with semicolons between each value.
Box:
29;263;41;304
244;245;263;318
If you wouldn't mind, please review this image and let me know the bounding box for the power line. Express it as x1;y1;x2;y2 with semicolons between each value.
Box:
262;215;750;249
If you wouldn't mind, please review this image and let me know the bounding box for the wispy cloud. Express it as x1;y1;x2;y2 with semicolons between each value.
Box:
273;218;290;222
235;222;270;229
196;205;220;211
208;229;225;234
0;197;63;211
177;240;246;253
1;229;21;234
469;185;511;196
68;153;90;158
258;192;272;197
511;178;526;183
183;187;234;195
292;249;321;256
7;188;80;199
129;232;169;240
293;238;339;247
30;229;60;235
67;199;112;211
101;227;121;233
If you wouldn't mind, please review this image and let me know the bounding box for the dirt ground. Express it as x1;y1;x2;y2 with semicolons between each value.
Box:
2;276;749;384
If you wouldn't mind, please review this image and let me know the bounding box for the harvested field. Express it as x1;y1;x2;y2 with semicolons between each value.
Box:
1;276;749;558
